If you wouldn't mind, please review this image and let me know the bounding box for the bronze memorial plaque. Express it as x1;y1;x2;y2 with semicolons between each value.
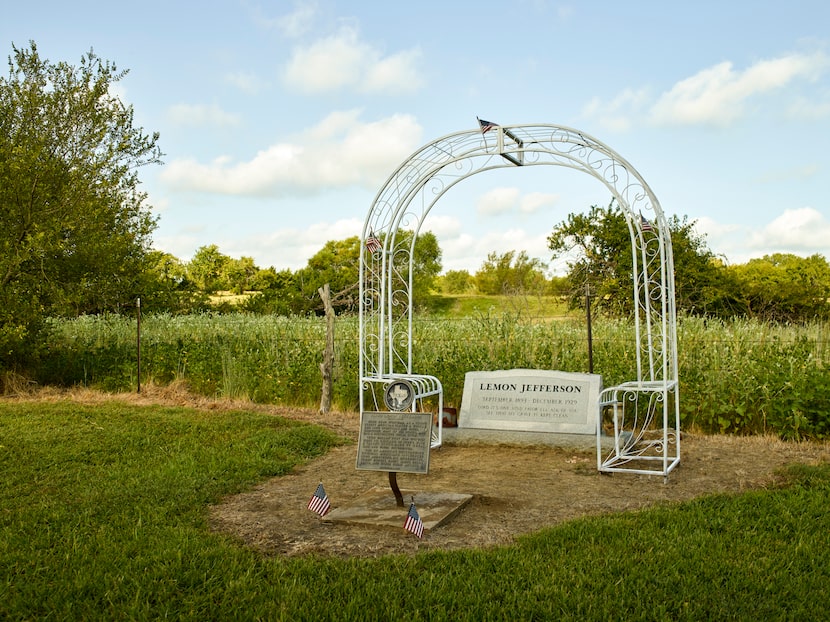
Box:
356;411;433;474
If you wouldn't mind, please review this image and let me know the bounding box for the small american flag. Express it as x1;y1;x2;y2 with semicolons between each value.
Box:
307;483;331;516
477;117;497;134
640;213;654;232
365;232;382;254
404;501;424;538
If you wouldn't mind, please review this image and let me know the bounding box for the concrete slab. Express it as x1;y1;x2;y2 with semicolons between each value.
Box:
324;486;473;532
441;426;615;451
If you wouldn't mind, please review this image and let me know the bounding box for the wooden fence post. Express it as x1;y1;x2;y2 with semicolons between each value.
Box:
318;284;335;413
136;297;141;394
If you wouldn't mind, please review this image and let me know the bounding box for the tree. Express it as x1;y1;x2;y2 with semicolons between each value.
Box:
242;268;305;315
186;245;231;293
245;231;443;316
400;230;443;307
296;236;363;312
474;250;548;296
547;201;729;316
138;251;208;314
0;42;162;367
440;269;473;294
225;256;259;295
728;253;830;322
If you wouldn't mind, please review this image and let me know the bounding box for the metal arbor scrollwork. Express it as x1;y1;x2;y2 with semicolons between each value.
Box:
359;123;680;478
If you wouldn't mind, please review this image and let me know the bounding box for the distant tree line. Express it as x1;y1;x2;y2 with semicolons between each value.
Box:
151;210;830;326
546;201;830;323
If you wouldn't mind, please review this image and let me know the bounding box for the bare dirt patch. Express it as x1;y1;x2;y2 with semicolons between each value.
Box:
16;385;830;559
206;404;830;559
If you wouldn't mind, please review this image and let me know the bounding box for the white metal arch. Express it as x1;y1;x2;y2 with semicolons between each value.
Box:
359;123;680;477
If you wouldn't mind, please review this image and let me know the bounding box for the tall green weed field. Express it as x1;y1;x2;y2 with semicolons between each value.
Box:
40;312;830;438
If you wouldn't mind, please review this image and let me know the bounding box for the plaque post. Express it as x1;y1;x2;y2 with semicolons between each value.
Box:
388;472;404;507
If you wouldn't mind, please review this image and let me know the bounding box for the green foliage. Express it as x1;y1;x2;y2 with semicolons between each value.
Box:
678;317;830;438
547;201;737;318
547;202;830;322
547;200;632;314
225;255;259;294
407;230;443;306
427;293;572;319
1;399;829;620
242;268;308;315
243;230;442;316
296;236;363;312
439;269;474;294
40;313;361;407
376;229;443;310
140;250;209;314
474;250;548;295
0;42;162;368
39;312;830;438
186;244;231;293
727;253;830;322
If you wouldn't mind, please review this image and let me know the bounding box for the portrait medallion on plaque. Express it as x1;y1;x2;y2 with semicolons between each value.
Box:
384;379;415;411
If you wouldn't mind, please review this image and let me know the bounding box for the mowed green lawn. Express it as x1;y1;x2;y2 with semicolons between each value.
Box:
1;399;828;621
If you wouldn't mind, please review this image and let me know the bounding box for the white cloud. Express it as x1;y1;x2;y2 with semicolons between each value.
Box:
756;163;819;184
582;51;829;130
224;71;267;95
477;187;520;216
475;188;560;217
581;88;650;131
253;0;319;38
692;209;830;265
437;226;553;274
421;214;463;238
748;207;830;252
167;103;241;127
692;215;743;241
109;82;129;105
520;191;559;214
362;48;424;93
277;1;319;38
690;216;745;261
282;26;423;94
786;95;830;121
159;111;423;196
148;193;170;215
651;51;829;126
156;217;364;270
229;217;363;270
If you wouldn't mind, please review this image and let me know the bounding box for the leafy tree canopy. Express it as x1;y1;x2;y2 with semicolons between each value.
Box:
187;244;231;293
0;42;163;366
547;200;729;316
440;269;474;294
243;231;442;315
728;253;830;321
475;250;548;296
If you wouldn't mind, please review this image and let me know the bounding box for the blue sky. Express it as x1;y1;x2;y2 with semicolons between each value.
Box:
4;1;829;274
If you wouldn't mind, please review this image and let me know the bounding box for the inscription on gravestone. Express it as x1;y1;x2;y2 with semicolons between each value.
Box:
356;411;433;474
459;369;601;435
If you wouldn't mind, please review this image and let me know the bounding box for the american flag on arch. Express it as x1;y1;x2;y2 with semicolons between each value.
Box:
364;232;382;254
477;117;497;134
